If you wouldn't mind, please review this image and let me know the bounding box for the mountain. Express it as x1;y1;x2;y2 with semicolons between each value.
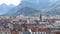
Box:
9;4;15;9
0;3;16;16
3;7;17;16
40;7;60;16
3;7;40;16
1;0;60;16
17;7;40;16
17;0;50;10
46;8;60;15
0;3;9;15
17;0;60;10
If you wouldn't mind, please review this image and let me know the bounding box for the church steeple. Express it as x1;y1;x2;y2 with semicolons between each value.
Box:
40;14;42;21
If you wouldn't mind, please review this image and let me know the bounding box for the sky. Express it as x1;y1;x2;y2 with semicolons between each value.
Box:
0;0;22;15
0;0;21;6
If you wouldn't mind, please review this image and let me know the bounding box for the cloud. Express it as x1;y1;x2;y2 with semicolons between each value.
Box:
0;0;21;6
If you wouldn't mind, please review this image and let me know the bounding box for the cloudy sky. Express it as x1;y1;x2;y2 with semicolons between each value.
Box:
0;0;21;6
